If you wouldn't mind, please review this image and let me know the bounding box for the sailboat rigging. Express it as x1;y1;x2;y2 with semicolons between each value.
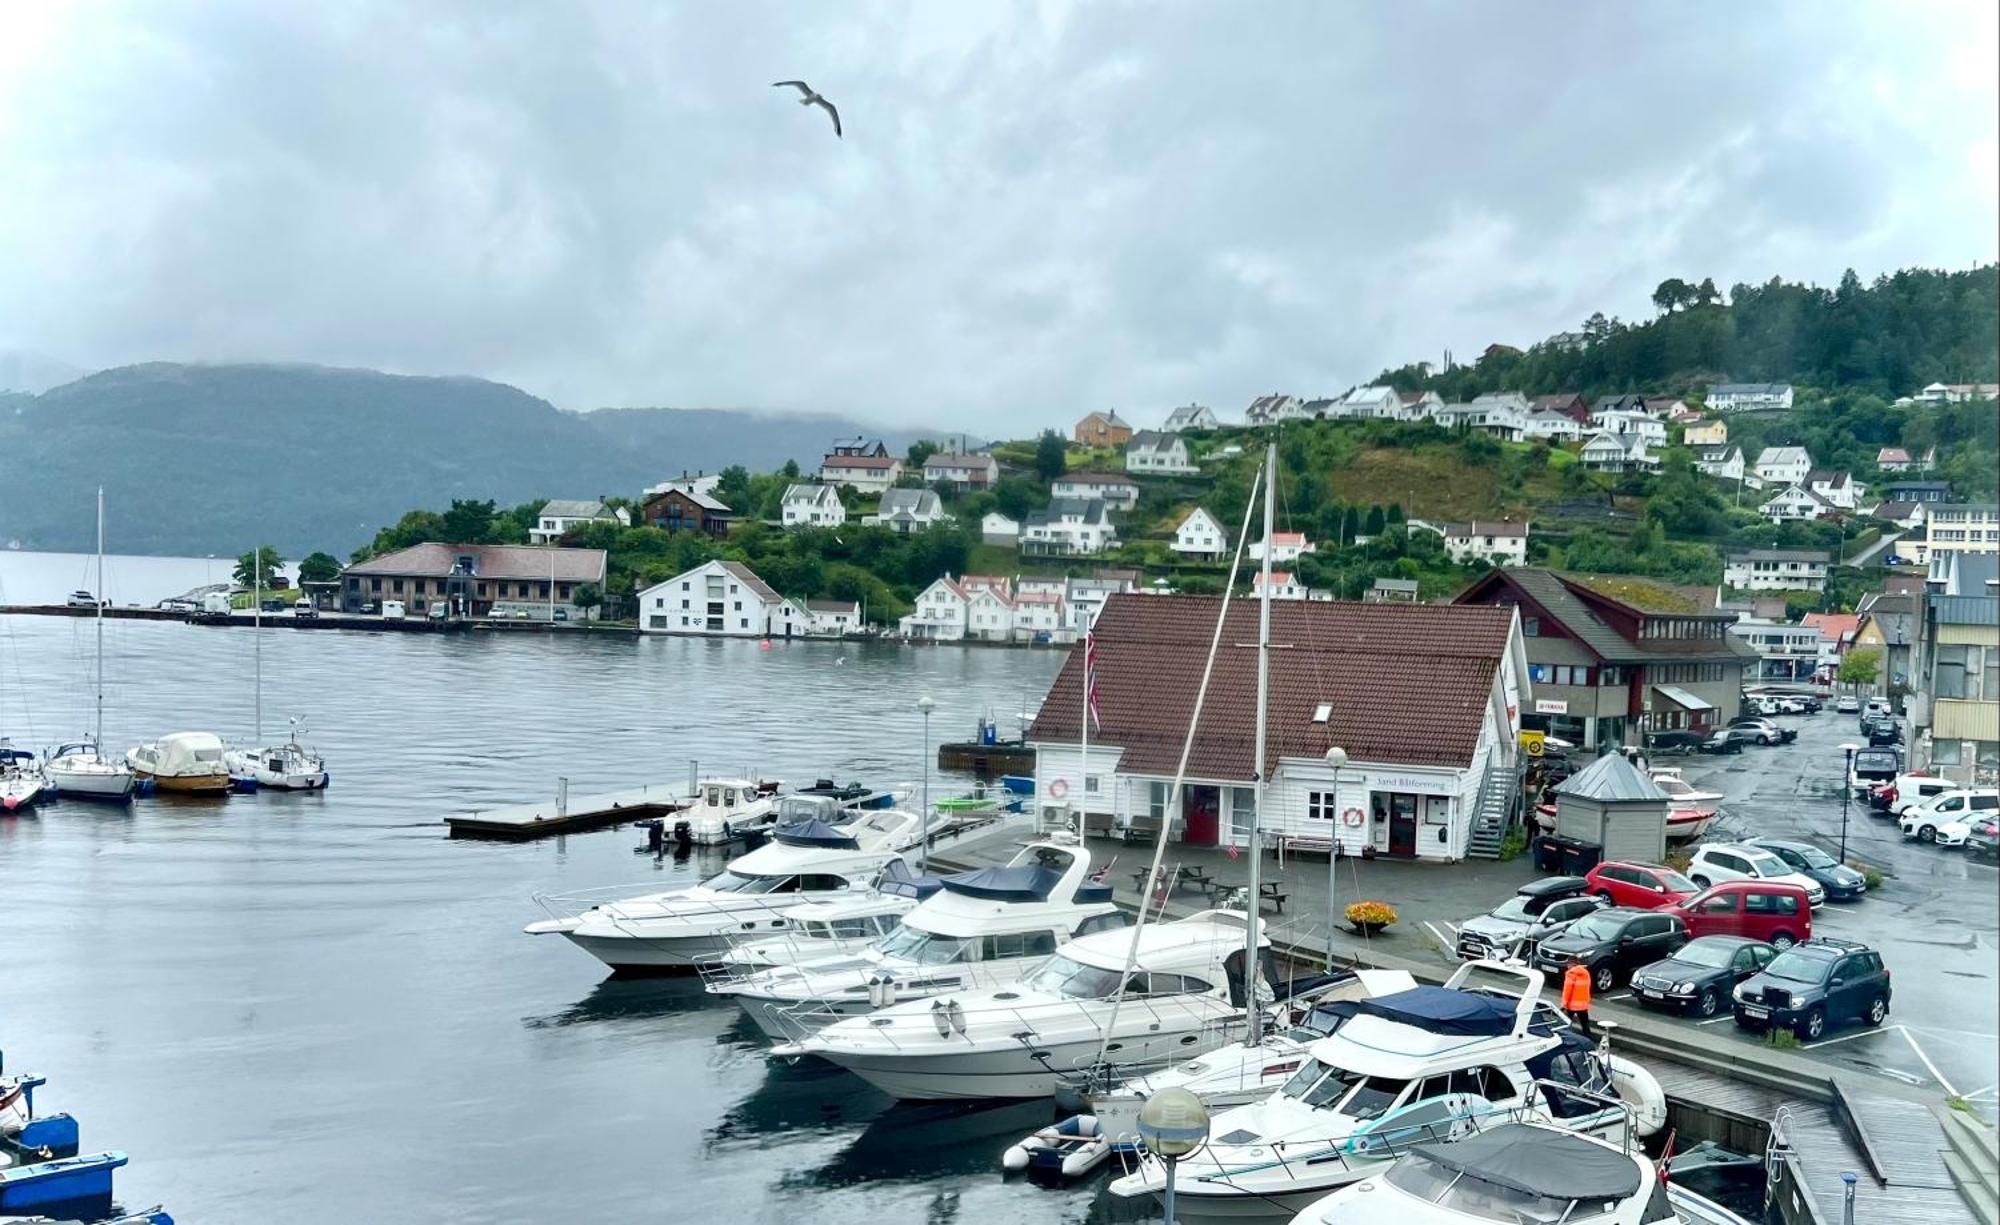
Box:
43;488;134;802
223;549;329;791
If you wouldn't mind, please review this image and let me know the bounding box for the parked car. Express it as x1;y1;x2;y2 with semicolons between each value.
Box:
1848;746;1902;799
1861;697;1892;726
1646;730;1712;756
1834;695;1860;714
65;589;102;608
1773;696;1809;715
1454;876;1604;962
1862;717;1903;747
1687;843;1826;907
1696;730;1746;755
1664;881;1813;947
293;599;318;620
1631;935;1777;1017
1744;838;1867;901
1966;815;2000;860
1725;717;1797;746
1716;726;1777;750
1733;937;1891;1040
1872;773;1953;815
1899;789;2000;844
1584;861;1701;909
259;597;286;613
1530;908;1689;992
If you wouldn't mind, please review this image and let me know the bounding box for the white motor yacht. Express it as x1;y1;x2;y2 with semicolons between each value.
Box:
673;777;785;844
1651;768;1722;841
1286;1121;1752;1225
706;863;938;979
1;745;46;812
1108;961;1667;1222
785;909;1266;1101
719;838;1128;1041
524;809;928;972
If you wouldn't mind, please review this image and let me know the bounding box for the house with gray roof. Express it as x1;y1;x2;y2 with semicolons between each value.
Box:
1021;498;1117;557
862;488;950;534
1708;383;1795;412
1124;430;1196;474
1162;403;1220;432
529;499;627;544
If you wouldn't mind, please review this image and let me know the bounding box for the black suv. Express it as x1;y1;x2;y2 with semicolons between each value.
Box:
1530;908;1688;992
1647;730;1711;756
1732;937;1891;1040
1631;935;1776;1017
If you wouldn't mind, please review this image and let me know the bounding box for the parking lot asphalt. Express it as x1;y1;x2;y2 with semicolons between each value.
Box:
1605;711;1998;1114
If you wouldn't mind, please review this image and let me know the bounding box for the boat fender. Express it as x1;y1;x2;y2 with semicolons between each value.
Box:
931;1000;952;1037
867;970;898;1009
946;998;966;1036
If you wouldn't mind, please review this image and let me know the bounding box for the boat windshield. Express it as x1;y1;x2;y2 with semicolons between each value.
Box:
777;796;837;824
1654;777;1692;797
872;926;972;965
1385;1157;1576;1221
1020;954;1124;999
1280;1059;1408;1116
704;871;797;895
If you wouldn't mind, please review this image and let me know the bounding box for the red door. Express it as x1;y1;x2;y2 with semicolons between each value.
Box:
1184;785;1221;846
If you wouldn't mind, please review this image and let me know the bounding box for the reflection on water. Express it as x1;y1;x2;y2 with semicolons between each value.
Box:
0;614;1090;1224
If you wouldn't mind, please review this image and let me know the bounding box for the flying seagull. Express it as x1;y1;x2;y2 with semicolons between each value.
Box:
772;80;841;139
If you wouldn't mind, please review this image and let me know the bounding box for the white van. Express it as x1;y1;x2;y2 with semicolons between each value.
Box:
381;600;406;619
201;592;232;615
1899;789;2000;844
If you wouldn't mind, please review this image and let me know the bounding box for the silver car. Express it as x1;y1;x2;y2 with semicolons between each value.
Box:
1455;880;1605;962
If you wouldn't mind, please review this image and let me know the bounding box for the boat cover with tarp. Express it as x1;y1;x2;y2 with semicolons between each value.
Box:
1353;986;1516;1036
877;859;945;900
1409;1123;1640;1200
772;820;861;850
941;865;1062;901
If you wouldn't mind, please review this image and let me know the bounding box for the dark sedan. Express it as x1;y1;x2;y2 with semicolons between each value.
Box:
1747;838;1868;901
1531;908;1688;992
1647;731;1711;756
1630;936;1776;1017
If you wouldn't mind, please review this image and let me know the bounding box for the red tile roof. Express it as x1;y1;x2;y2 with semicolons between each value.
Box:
1028;594;1514;778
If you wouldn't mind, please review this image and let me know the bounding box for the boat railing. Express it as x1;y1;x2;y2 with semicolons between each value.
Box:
789;989;1234;1059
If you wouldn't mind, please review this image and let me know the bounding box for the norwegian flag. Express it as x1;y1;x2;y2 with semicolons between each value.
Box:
1084;630;1102;730
1224;842;1240;861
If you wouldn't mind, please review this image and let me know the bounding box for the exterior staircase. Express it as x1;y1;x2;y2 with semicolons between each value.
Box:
1941;1106;1999;1225
1465;757;1520;859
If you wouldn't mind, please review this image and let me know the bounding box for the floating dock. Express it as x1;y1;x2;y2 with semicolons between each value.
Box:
937;740;1035;776
445;783;688;840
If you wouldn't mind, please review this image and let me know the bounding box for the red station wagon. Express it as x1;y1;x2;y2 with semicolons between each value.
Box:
1663;881;1813;947
1584;861;1702;909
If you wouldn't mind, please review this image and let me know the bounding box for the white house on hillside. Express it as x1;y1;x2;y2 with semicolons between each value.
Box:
1051;473;1140;510
1754;447;1813;486
1245;394;1309;425
1692;445;1745;482
1248;531;1315;564
1761;485;1834;523
781;483;846;528
1524;409;1582;441
1580;431;1658;472
1172;508;1228;560
1443;521;1529;566
1397;390;1445;420
1125;430;1197;474
1252;570;1308;600
898;575;1073;644
1022;498;1118;556
981;511;1020;544
1331;385;1400;419
1806;468;1864;511
922;452;998;488
1591;409;1667;446
863;488;950;533
1724;549;1831;592
1163;403;1220;432
819;449;903;493
1709;383;1795;412
531;499;627;544
639;560;804;638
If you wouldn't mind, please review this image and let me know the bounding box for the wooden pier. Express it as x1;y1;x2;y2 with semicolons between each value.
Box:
445;783;687;840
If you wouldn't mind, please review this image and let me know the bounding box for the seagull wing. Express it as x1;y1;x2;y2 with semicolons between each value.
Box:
772;80;812;96
814;96;842;138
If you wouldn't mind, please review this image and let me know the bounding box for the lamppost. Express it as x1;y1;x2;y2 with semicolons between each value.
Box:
918;695;936;871
1840;742;1860;862
1138;1087;1210;1225
1324;745;1348;970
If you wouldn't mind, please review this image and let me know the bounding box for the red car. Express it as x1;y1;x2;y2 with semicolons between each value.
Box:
1663;881;1813;947
1584;861;1702;909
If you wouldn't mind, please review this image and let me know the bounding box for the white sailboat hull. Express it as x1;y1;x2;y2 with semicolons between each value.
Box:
1;775;45;811
44;760;134;799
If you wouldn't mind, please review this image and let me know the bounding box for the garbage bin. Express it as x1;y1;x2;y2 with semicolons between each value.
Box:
1532;834;1565;873
1560;839;1603;876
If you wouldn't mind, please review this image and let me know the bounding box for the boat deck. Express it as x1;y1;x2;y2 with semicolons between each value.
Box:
1772;1089;1977;1225
444;785;688;840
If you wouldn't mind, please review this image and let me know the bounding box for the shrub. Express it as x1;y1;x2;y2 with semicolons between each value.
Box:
1850;862;1884;891
1765;1028;1800;1049
1346;900;1398;929
1499;827;1529;861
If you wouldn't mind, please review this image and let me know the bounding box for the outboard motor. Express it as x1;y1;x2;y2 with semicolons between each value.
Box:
636;819;665;856
672;819;693;851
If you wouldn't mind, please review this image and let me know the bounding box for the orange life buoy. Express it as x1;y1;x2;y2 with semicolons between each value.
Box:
1342;807;1365;828
1049;778;1069;799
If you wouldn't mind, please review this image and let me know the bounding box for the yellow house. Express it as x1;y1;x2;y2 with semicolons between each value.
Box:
1073;410;1133;449
1683;418;1728;446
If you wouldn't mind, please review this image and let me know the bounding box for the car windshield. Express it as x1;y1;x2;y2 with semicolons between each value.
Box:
1490;896;1535;921
1791;846;1837;869
704;871;794;895
1763;951;1833;985
1566;914;1626;941
1675;940;1738;970
1021;954;1123;999
872;926;972;965
1655;869;1698;893
1746;853;1790;877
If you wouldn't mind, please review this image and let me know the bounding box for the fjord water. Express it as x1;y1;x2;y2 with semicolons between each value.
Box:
0;614;1097;1224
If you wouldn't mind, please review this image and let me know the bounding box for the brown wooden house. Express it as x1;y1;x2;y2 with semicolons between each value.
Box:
640;487;732;537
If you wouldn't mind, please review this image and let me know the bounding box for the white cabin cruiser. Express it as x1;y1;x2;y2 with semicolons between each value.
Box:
706;860;939;982
1109;961;1667;1222
673;777;784;845
1287;1121;1752;1225
785;909;1266;1101
524;809;927;972
720;839;1129;1040
1651;769;1721;841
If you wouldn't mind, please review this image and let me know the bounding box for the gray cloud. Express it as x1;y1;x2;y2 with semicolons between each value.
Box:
0;0;1993;426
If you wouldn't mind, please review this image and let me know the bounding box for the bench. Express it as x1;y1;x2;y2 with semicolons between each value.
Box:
1259;880;1288;914
1278;834;1335;864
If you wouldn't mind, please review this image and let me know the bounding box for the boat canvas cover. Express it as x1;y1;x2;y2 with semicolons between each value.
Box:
876;859;945;900
772;820;861;850
1410;1123;1640;1200
1354;986;1517;1036
940;865;1062;901
154;733;224;773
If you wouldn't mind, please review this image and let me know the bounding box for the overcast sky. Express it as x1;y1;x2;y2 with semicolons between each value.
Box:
1;2;1994;427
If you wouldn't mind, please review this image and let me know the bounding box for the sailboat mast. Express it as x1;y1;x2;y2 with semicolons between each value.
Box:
1245;440;1276;1046
94;487;105;749
253;546;262;743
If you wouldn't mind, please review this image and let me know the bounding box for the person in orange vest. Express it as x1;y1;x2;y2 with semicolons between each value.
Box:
1561;954;1594;1038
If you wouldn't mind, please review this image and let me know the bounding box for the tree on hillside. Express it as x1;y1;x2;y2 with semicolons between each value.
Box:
297;551;341;585
907;440;940;469
1838;648;1882;689
1652;278;1694;314
1034;430;1067;481
439;499;498;544
1695;277;1721;306
1363;505;1386;536
233;546;285;588
1339;505;1360;546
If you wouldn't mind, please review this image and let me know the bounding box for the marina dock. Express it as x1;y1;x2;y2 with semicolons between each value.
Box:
445;783;688;840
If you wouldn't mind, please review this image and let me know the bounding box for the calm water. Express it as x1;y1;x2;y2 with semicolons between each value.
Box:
0;551;278;608
0;614;1095;1224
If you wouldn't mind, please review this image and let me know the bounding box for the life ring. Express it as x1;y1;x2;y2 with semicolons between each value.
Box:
1049;778;1069;799
1342;808;1365;828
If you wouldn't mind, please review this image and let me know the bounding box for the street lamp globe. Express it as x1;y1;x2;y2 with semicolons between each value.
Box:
1138;1087;1210;1158
918;695;936;716
1324;747;1347;767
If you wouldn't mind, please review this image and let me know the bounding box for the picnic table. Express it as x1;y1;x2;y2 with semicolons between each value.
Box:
1128;864;1220;900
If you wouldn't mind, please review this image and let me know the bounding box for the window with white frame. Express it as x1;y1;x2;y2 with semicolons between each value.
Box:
1148;781;1170;821
1307;791;1337;821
